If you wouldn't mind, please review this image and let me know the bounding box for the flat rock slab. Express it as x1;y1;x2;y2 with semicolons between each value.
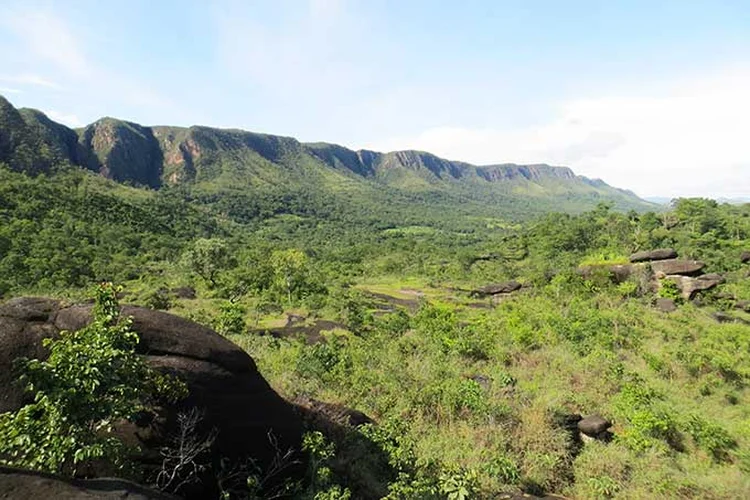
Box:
629;248;678;263
650;259;705;276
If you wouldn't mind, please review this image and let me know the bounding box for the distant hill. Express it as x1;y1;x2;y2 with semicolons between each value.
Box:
0;95;655;218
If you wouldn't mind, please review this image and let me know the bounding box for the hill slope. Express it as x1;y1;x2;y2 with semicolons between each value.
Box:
0;95;654;217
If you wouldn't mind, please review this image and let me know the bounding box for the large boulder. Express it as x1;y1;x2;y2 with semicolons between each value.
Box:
0;466;173;499
650;259;705;276
665;273;724;300
470;280;522;298
0;297;304;498
629;248;678;263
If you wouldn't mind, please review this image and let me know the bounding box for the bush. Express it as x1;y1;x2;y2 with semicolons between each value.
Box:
214;301;247;336
0;283;185;475
681;415;736;462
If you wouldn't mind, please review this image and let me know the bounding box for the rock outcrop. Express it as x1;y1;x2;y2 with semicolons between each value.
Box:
0;297;304;498
629;248;677;263
0;466;173;500
665;273;724;300
741;251;750;264
650;259;705;277
470;281;522;298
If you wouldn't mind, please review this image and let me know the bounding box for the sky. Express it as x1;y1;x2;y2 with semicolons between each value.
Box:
0;0;749;198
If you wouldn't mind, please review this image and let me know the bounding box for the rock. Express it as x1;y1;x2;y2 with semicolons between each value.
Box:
578;264;633;284
665;273;724;300
293;395;374;428
655;298;677;312
470;280;522;298
629;248;678;263
577;414;612;437
736;300;750;313
469;374;492;390
650;259;705;276
0;466;174;499
171;286;196;299
713;312;750;325
741;251;750;264
0;298;304;499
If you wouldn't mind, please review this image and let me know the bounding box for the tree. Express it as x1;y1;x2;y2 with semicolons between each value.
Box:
181;238;234;288
270;249;309;306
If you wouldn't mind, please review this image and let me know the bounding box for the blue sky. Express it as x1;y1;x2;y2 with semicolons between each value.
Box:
1;0;749;198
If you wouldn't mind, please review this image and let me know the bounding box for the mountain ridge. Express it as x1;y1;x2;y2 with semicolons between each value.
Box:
0;95;655;215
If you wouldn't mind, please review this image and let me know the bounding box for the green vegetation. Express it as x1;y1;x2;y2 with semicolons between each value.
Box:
0;283;185;475
1;97;750;498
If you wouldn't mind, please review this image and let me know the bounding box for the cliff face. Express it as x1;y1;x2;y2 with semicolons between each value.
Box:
77;118;163;188
0;94;653;211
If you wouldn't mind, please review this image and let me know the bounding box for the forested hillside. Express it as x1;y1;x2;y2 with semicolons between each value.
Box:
1;94;749;500
0;95;653;220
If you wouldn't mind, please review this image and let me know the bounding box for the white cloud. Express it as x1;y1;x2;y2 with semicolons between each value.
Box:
0;87;21;94
0;74;61;89
45;110;83;128
2;9;91;78
365;67;750;198
214;0;368;96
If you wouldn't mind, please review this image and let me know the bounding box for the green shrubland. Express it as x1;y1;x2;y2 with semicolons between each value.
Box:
1;162;749;498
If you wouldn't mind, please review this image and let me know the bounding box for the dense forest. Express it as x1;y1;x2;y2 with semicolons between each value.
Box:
1;154;749;500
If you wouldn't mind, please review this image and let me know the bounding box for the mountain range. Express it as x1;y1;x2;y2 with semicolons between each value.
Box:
0;95;654;218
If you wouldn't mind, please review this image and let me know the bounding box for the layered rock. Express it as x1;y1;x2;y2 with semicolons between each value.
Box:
629;248;677;263
650;259;705;277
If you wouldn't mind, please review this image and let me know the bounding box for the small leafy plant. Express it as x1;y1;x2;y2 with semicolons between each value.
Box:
0;282;186;475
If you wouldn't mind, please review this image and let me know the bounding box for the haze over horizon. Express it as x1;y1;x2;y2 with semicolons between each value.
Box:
1;0;748;199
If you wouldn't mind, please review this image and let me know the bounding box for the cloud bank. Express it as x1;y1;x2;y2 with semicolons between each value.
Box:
367;67;750;198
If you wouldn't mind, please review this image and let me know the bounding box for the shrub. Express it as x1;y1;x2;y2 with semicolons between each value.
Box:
0;283;186;475
657;280;683;303
296;337;352;381
681;415;736;462
438;467;479;500
214;301;247;336
145;287;171;310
